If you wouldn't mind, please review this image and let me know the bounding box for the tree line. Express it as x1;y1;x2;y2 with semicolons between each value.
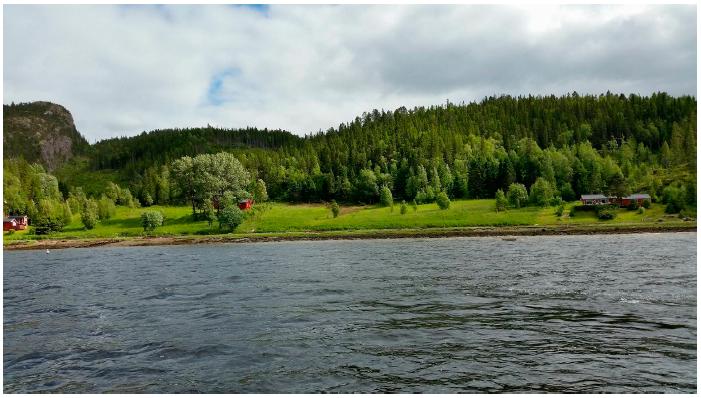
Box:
4;92;696;227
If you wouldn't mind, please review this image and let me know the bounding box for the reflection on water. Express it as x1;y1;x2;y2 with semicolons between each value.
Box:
4;233;697;393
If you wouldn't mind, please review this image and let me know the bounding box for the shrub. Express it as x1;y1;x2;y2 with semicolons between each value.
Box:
627;201;639;210
436;191;450;210
411;199;418;212
81;199;99;230
61;201;73;225
569;208;576;218
638;207;646;215
495;189;507;212
549;196;563;207
379;186;393;207
330;200;340;218
143;193;154;207
400;200;407;215
555;204;565;217
665;202;682;214
596;206;617;220
141;210;164;232
507;183;528;208
97;195;116;220
642;199;651;209
218;205;244;232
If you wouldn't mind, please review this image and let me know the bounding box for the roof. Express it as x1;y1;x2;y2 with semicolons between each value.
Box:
3;218;16;223
626;193;651;200
581;194;607;200
238;199;251;203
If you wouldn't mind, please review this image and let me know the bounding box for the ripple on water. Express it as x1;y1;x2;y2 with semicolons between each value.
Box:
3;233;697;393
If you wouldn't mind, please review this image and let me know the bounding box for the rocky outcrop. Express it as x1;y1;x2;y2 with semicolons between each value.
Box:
3;101;89;170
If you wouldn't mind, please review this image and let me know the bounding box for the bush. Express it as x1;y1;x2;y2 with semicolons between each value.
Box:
97;196;116;220
218;205;244;232
665;202;682;214
642;199;651;209
330;200;340;218
596;205;617;220
81;199;99;230
141;210;164;232
379;186;393;207
400;200;407;215
495;189;507;212
627;201;639;210
61;201;73;225
507;183;528;208
143;193;154;207
555;204;565;217
411;199;418;212
549;196;563;207
436;191;450;210
569;208;576;218
638;207;646;215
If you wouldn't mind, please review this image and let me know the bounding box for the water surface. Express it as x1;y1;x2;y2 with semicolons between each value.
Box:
4;233;697;393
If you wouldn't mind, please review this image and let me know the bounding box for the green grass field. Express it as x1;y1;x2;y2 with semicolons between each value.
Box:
4;199;692;243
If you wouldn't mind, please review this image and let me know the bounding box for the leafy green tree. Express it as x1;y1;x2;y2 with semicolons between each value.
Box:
379;185;393;207
81;199;99;230
141;210;164;232
254;179;268;202
33;199;66;234
507;183;528;208
143;193;154;207
436;191;450;210
495;189;507;212
61;201;73;225
218;205;245;232
356;168;379;203
97;195;116;220
202;200;216;226
529;178;554;207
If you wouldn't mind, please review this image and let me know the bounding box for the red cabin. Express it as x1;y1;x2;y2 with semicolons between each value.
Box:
3;215;28;231
238;199;254;211
620;193;651;207
3;218;17;231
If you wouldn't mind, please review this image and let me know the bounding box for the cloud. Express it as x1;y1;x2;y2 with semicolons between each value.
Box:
3;4;696;142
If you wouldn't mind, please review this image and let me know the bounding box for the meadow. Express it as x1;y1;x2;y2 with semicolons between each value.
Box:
4;199;688;243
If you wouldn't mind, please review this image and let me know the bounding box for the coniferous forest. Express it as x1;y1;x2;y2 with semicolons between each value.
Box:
3;92;697;226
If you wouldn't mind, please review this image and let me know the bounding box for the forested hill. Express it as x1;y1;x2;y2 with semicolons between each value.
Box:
3;92;697;211
90;127;303;173
3;101;90;171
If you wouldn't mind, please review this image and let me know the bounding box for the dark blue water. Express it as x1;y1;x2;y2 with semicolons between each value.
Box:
3;233;697;393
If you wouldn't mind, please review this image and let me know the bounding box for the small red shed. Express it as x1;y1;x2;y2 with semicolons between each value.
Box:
620;193;651;207
238;199;254;211
3;218;17;231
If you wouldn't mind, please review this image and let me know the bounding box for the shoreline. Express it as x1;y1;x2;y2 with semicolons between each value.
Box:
4;223;696;251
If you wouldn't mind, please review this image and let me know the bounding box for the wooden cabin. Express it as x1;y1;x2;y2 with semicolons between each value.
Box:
580;194;609;205
238;199;254;211
621;193;651;207
3;218;17;231
3;215;28;231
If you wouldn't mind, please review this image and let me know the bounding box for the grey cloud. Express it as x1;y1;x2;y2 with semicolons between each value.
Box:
3;5;696;142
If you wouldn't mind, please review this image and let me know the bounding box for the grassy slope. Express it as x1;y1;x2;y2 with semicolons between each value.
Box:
4;199;692;243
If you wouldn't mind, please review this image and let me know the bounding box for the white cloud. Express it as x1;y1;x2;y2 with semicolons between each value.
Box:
3;4;696;142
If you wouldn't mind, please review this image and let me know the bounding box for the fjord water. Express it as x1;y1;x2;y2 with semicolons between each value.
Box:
4;233;696;393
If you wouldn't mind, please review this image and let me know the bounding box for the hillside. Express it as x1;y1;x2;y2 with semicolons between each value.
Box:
2;93;697;218
3;101;90;171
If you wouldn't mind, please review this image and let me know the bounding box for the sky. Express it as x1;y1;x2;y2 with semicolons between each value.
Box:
3;4;697;142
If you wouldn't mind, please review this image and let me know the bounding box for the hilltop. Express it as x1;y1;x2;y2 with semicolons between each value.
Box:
3;101;90;171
